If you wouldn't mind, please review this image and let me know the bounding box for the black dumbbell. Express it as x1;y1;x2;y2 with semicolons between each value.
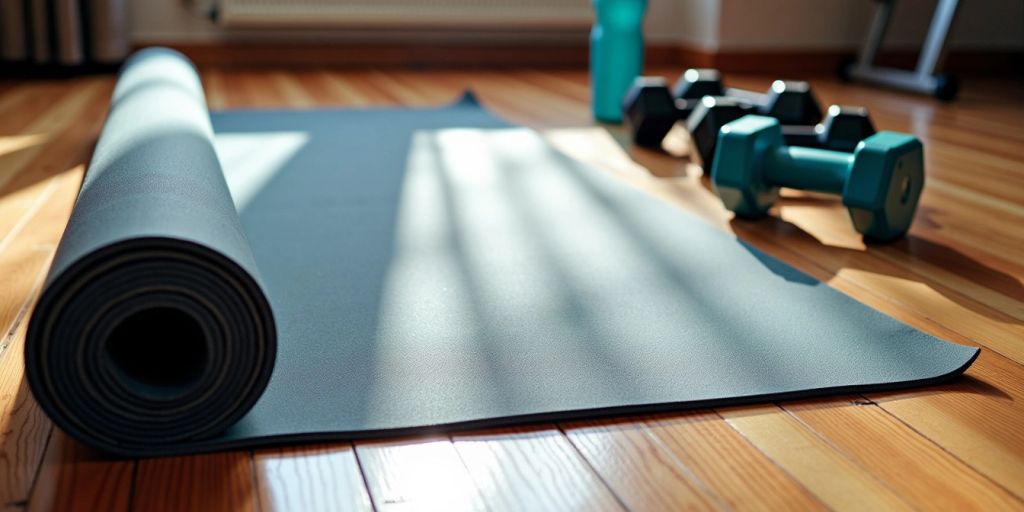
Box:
688;98;876;167
622;74;721;148
781;105;876;152
721;79;823;125
623;70;822;150
671;68;726;100
673;68;822;126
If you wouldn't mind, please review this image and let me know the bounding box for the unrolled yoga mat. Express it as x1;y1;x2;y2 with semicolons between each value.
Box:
26;48;979;456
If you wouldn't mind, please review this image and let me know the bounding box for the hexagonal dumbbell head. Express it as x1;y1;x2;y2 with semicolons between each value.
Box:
622;76;679;148
685;96;751;167
672;68;725;100
843;132;923;241
762;80;823;125
819;105;875;152
709;115;784;217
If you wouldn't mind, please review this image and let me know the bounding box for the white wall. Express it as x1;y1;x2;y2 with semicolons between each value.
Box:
716;0;1024;51
129;0;590;43
129;0;1024;51
646;0;719;50
130;0;219;42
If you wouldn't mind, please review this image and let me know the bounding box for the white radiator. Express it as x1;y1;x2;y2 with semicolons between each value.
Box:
218;0;592;29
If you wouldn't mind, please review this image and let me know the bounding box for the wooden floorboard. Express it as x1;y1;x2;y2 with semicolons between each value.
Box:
254;444;373;512
132;452;257;512
0;67;1021;511
355;437;486;512
783;397;1020;509
451;426;624;512
26;432;132;512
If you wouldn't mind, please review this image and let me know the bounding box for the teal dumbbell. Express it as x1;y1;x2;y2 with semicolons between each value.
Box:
711;115;923;241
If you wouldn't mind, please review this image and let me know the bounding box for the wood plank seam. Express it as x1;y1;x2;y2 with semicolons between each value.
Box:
776;401;998;507
123;460;139;512
721;404;917;510
0;248;56;359
556;423;703;510
246;450;261;512
15;427;53;511
555;424;647;511
698;409;832;509
351;442;399;511
2;251;58;509
0;178;59;261
867;400;1024;502
450;427;628;511
254;443;373;511
782;398;1022;508
635;423;732;509
349;443;377;511
0;245;54;362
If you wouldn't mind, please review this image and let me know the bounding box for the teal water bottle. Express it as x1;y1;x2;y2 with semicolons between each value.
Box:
591;0;647;123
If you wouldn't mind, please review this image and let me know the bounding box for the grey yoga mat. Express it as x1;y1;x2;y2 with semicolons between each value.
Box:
26;48;979;457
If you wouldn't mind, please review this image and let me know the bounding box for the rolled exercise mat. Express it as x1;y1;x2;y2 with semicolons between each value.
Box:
26;48;980;457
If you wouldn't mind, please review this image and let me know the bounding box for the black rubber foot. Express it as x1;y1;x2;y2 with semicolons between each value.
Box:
934;73;960;101
837;56;857;82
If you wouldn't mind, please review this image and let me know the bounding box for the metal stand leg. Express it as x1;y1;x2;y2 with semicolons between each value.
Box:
842;0;961;100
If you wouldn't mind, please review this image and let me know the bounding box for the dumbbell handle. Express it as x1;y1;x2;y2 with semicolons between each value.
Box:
763;145;853;195
693;98;826;146
780;125;822;147
724;87;765;106
674;98;700;119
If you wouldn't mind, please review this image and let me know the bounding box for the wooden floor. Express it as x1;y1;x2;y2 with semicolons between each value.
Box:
0;66;1022;511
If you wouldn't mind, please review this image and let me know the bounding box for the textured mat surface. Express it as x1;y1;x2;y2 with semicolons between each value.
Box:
26;49;979;456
